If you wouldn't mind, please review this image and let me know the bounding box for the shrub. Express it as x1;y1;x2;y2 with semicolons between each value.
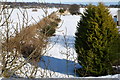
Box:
21;44;35;58
55;18;61;22
75;3;119;76
41;25;56;36
2;70;11;78
50;22;58;27
59;9;65;13
41;21;58;36
69;4;80;15
109;36;120;66
3;12;60;59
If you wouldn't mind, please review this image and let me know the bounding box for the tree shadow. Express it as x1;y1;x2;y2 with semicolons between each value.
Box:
39;56;81;76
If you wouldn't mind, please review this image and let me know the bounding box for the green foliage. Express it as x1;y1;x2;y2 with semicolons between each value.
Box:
109;36;120;66
75;3;119;76
59;9;65;13
69;4;80;15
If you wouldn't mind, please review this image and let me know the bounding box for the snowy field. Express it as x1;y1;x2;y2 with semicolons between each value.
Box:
0;8;58;37
0;8;120;79
42;8;120;78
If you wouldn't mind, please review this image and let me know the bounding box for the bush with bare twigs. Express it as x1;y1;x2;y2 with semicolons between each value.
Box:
0;3;61;78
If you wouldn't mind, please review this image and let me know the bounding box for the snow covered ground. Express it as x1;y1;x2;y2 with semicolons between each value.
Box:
109;8;119;17
37;8;120;78
0;8;58;37
0;8;120;79
37;15;81;77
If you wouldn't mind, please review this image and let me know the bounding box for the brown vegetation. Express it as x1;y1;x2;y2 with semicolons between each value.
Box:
69;4;80;15
3;12;61;63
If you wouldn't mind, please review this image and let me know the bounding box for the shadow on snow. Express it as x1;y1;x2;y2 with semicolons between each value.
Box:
39;56;81;76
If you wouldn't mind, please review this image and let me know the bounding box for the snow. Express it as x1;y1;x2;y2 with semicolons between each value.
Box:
37;8;120;78
0;8;58;37
56;15;80;36
80;8;86;14
0;77;3;80
109;8;118;17
9;8;58;26
36;15;81;77
80;8;119;17
80;74;120;78
0;8;120;79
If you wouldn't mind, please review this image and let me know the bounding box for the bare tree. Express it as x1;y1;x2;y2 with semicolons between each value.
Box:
0;1;61;78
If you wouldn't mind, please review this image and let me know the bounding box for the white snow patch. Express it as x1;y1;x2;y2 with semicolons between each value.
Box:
109;8;118;17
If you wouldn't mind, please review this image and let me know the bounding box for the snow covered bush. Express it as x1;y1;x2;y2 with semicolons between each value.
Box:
75;3;119;76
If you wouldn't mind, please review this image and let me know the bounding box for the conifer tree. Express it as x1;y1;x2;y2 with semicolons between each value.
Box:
75;3;119;76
